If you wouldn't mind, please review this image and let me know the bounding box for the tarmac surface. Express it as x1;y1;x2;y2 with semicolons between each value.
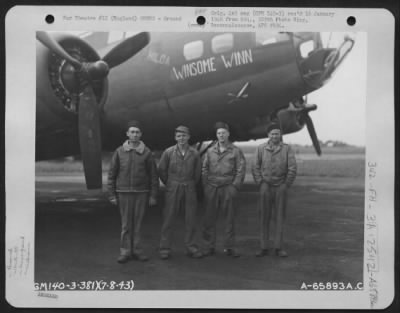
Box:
35;174;365;290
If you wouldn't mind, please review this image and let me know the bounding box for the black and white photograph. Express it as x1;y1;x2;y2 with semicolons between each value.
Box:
5;6;395;309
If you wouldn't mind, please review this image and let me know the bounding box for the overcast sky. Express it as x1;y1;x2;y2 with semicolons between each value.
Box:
284;32;367;146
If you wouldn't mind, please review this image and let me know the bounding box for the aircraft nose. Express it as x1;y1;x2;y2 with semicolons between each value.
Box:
299;35;355;88
300;48;335;83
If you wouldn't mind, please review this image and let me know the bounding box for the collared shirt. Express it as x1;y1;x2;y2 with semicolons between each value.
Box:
107;140;159;198
123;140;145;153
177;145;187;157
266;141;281;153
252;140;297;187
158;144;201;186
202;142;246;189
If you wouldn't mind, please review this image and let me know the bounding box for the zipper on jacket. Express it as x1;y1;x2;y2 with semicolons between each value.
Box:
128;150;133;187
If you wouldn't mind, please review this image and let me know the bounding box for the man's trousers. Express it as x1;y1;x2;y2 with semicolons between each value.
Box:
118;192;147;256
258;183;287;249
202;184;237;250
159;182;198;253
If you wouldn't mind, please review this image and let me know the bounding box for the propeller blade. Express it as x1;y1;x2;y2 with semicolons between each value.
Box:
78;85;103;189
303;114;321;156
103;32;150;69
36;31;82;69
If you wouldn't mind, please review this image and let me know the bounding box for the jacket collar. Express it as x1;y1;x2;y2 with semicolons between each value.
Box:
266;140;283;152
174;144;192;158
212;142;234;153
123;140;145;154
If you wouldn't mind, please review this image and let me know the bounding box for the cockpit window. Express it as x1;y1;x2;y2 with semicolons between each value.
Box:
255;32;277;46
211;33;233;54
255;32;290;46
183;40;204;61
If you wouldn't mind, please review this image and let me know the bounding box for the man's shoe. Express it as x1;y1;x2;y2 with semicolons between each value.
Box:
255;249;269;257
159;251;170;260
223;248;240;257
202;248;215;257
275;249;288;257
117;255;130;264
132;253;149;262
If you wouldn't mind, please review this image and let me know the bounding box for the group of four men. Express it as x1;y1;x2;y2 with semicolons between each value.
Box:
107;120;297;263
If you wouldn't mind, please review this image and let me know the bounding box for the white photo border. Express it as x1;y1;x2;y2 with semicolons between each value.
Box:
5;5;395;309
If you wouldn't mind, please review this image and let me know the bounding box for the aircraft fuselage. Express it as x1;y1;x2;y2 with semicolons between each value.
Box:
36;31;352;160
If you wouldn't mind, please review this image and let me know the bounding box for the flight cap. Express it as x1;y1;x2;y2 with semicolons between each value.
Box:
214;121;229;131
267;123;281;134
126;120;142;131
175;125;190;135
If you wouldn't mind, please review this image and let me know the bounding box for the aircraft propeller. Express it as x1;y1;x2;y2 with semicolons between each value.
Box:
302;109;321;155
37;31;150;188
297;96;321;156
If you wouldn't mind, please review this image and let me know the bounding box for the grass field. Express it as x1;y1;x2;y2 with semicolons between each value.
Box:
239;143;365;156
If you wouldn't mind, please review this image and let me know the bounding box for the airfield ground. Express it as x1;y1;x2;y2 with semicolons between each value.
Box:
35;147;365;290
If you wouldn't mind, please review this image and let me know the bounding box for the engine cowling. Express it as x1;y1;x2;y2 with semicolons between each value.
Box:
36;33;107;119
248;107;305;139
276;107;306;134
36;33;109;161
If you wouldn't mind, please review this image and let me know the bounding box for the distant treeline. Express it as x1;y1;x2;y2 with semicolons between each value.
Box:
238;144;365;155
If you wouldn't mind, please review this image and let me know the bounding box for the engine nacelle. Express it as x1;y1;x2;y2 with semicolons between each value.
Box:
36;33;107;122
248;107;305;139
36;33;108;160
276;108;305;134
